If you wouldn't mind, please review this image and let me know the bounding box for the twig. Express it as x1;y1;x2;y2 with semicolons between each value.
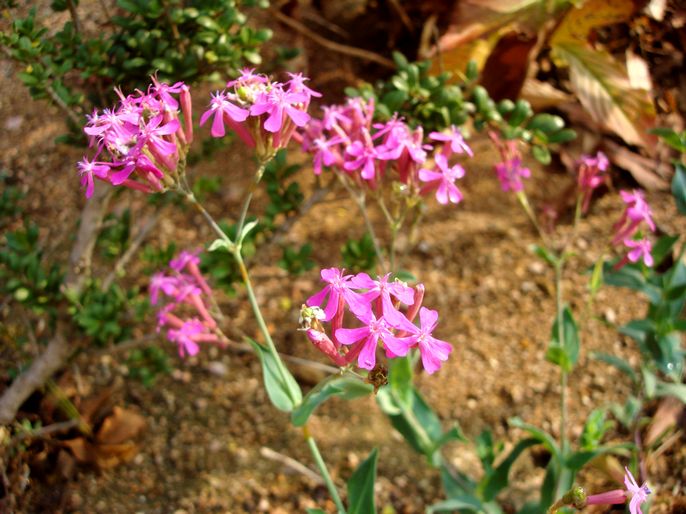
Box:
387;0;414;33
269;8;395;70
11;419;80;444
260;446;324;484
0;184;111;425
66;0;81;35
102;212;161;290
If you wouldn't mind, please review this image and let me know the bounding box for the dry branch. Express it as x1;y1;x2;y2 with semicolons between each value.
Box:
0;184;111;425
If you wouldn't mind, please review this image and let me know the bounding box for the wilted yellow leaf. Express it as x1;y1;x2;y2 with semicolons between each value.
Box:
550;0;634;47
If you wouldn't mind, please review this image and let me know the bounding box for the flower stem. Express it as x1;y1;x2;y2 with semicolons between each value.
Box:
236;159;269;239
337;174;388;272
554;260;569;456
303;426;347;514
232;249;297;403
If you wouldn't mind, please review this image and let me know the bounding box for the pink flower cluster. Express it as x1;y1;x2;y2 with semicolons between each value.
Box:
488;131;531;193
298;98;471;205
585;467;651;514
151;249;224;358
200;69;319;158
78;77;192;198
301;268;453;374
613;189;656;268
577;151;609;213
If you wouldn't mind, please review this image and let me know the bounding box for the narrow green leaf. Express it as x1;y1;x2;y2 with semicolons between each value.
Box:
248;338;302;412
672;163;686;216
508;418;560;460
291;376;373;426
590;352;638;383
546;306;579;372
480;438;539;501
655;381;686;403
427;497;483;513
347;448;378;514
306;509;327;514
208;238;232;252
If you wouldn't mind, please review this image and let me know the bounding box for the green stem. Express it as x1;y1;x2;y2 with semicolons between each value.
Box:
236;159;269;239
554;260;568;456
338;174;388;272
232;248;296;404
516;190;549;245
304;427;347;514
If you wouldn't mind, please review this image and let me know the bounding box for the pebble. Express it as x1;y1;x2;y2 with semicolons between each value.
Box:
206;361;228;377
604;308;617;324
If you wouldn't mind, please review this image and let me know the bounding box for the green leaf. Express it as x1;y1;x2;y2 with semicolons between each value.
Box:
651;235;679;266
480;438;539;501
248;338;302;412
427;497;483;513
527;114;564;134
547;128;577;144
531;244;557;267
291;376;373;426
347;448;378;514
650;127;686;153
655;380;686;403
551;43;654;147
602;262;661;304
508;418;560;460
591;352;637;383
306;510;327;514
532;145;551;164
672;163;686;216
546;306;580;373
208;238;232;252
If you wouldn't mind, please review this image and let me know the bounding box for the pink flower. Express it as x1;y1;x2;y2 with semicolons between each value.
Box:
494;157;530;193
624;466;651;514
336;310;395;370
625;238;654;267
199;91;249;137
585;467;650;514
384;307;453;374
429;126;473;158
77;157;110;198
306;268;369;321
612;189;656;246
577;151;609;213
419;153;465;205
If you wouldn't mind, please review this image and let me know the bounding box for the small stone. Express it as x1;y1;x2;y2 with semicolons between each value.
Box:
604;308;617;324
528;261;545;275
521;281;536;293
206;361;228;377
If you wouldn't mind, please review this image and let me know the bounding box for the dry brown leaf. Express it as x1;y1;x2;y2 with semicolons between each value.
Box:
550;0;635;47
553;43;656;147
626;49;653;90
95;406;146;445
62;438;93;464
479;31;538;100
94;442;140;469
521;78;574;110
645;396;685;446
604;140;670;190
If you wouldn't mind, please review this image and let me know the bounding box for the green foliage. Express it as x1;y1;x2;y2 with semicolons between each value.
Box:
261;149;304;230
248;338;302;412
545;306;580;373
0;221;64;316
376;354;465;467
71;282;147;346
291;375;373;427
97;209;131;260
347;448;378;514
341;233;378;273
1;1;270;138
201;217;258;294
602;235;686;382
127;346;172;387
278;243;315;276
191;176;222;202
345;52;575;164
141;242;177;274
0;172;24;226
